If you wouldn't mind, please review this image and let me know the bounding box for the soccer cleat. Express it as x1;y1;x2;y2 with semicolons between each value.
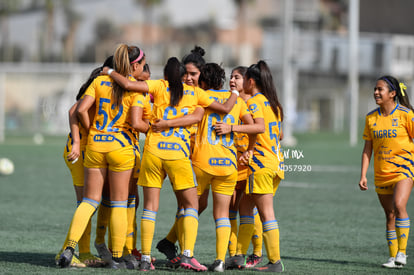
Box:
107;259;127;269
246;254;263;268
395;252;407;266
382;257;402;268
156;238;177;260
132;248;156;264
166;254;182;269
140;260;153;271
123;253;140;269
132;248;142;261
180;255;208;271
208;259;225;272
56;250;86;268
79;252;106;267
94;242;112;263
58;248;74;268
70;255;87;268
254;260;284;272
226;254;246;270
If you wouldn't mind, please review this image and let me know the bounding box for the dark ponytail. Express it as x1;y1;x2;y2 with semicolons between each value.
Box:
164;57;186;107
378;75;414;111
75;55;114;101
246;60;284;121
182;45;206;69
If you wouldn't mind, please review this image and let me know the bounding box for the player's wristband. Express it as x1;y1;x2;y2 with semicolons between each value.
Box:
231;90;239;96
107;68;114;76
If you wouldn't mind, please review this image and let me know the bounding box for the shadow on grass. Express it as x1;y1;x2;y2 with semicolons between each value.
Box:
0;252;197;272
283;255;379;268
0;251;56;267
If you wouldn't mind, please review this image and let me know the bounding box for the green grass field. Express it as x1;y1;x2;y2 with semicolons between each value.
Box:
0;132;413;274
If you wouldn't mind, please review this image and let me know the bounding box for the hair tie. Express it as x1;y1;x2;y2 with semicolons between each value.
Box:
131;50;144;64
399;82;407;96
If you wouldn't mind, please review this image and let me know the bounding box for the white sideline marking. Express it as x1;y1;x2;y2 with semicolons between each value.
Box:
281;181;318;188
311;165;359;173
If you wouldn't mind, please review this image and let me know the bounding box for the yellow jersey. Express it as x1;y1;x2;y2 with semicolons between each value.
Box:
247;93;284;179
127;92;152;153
144;79;215;160
192;89;250;176
363;104;414;186
85;75;136;153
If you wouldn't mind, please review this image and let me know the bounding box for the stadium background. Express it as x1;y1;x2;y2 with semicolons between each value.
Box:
0;0;414;274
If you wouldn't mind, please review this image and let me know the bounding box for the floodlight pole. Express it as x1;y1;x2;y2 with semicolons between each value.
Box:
0;73;4;143
349;0;359;146
282;0;297;146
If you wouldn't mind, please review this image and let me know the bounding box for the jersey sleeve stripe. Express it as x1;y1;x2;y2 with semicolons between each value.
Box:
367;108;380;116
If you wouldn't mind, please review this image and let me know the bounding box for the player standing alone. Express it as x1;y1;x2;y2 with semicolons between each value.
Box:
359;75;413;269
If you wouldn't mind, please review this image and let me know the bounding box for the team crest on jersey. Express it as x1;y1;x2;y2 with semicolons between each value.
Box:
249;103;258;113
392;118;398;127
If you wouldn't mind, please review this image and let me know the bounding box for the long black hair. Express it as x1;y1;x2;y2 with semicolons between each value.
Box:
164;57;186;107
198;63;225;90
246;60;284;121
378;75;413;111
75;55;113;101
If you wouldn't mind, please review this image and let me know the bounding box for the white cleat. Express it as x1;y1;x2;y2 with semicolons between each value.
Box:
382;257;402;268
395;252;407;266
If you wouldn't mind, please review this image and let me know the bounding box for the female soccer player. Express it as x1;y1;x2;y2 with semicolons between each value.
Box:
155;46;207;263
192;63;259;271
359;75;414;269
215;60;285;272
56;58;112;268
58;44;146;269
228;66;264;268
101;57;238;271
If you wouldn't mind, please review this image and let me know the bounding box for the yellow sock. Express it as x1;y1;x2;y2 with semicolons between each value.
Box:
109;200;128;259
166;208;181;244
182;208;198;257
133;214;138;250
262;220;280;263
228;210;238;257
67;198;99;249
176;208;185;251
216;218;231;261
60;201;80;251
252;207;263;257
386;230;398;257
141;209;157;256
236;215;254;255
396;218;410;254
125;195;136;255
95;197;110;245
78;219;92;254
